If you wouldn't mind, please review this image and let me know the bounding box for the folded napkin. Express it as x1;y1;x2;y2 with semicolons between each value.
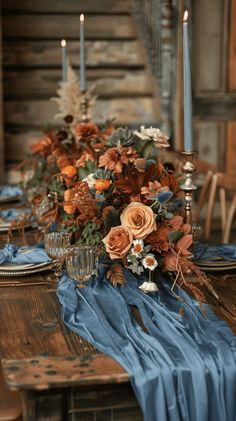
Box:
0;208;31;222
193;241;236;261
0;244;50;265
0;186;23;197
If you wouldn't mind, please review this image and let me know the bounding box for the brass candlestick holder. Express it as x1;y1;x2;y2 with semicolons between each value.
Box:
181;151;197;226
80;90;91;122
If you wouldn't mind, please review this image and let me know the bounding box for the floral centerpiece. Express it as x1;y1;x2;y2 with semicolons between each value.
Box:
41;123;209;296
16;62;211;301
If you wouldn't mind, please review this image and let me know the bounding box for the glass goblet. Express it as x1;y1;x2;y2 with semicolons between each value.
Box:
66;245;98;288
44;232;72;282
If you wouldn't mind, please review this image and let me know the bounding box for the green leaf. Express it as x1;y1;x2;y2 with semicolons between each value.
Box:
168;230;183;243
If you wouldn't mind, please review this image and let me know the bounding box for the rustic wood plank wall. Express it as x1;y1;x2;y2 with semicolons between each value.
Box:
192;0;236;175
1;0;158;179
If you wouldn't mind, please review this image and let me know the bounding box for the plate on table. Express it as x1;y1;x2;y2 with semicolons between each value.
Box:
0;221;35;232
0;195;22;203
0;186;23;203
0;208;35;232
194;259;236;272
0;260;58;277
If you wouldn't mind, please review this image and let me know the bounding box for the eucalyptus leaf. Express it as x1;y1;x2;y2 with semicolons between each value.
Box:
168;230;183;243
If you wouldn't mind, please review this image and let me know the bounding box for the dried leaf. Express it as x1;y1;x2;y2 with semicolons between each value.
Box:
179;307;185;317
107;264;126;287
185;282;208;319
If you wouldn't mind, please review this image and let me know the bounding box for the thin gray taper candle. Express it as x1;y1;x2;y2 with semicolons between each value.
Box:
183;11;193;151
80;14;86;92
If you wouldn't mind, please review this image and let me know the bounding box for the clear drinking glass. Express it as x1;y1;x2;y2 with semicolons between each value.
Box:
66;245;98;288
44;232;72;281
44;232;72;259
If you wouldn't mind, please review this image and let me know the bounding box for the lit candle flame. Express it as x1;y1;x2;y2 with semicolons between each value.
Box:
183;10;188;22
80;13;84;22
61;39;66;48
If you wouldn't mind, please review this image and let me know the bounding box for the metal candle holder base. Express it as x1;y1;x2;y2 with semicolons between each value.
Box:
181;151;197;225
80;91;90;122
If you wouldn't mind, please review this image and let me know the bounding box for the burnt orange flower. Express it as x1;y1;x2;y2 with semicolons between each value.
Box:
145;225;170;253
52;147;63;157
75;151;94;168
74;122;99;141
160;172;180;194
99;147;138;173
30;136;53;156
56;154;73;171
141;180;169;198
95;179;111;193
62;181;98;223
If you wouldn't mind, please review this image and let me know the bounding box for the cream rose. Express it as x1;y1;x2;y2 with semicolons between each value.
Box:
103;226;133;259
120;202;156;239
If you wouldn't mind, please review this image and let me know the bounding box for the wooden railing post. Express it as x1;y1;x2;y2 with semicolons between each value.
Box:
160;0;173;136
0;6;5;182
132;0;174;137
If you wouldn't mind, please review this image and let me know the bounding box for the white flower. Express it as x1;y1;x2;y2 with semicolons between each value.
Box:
134;126;169;148
82;173;96;189
131;239;144;257
142;254;158;271
139;281;158;293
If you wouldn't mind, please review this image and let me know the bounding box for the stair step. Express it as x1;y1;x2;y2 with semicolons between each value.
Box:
2;0;131;14
2;15;137;40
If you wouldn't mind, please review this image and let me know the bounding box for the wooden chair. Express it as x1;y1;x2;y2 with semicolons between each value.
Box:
201;171;236;243
216;172;236;243
193;159;218;240
0;364;22;421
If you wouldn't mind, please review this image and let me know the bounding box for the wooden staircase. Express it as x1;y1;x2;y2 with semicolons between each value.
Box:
1;0;159;178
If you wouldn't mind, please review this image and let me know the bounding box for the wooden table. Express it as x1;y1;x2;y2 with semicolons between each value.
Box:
0;272;143;421
0;270;235;421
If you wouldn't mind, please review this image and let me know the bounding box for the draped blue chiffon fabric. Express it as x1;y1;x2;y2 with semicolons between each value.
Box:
57;258;236;421
0;244;50;264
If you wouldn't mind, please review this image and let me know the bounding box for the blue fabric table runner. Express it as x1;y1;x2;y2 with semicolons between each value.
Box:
57;261;236;421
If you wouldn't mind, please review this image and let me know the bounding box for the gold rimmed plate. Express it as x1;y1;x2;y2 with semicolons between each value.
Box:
194;259;236;272
0;222;34;232
0;260;59;277
0;195;22;203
